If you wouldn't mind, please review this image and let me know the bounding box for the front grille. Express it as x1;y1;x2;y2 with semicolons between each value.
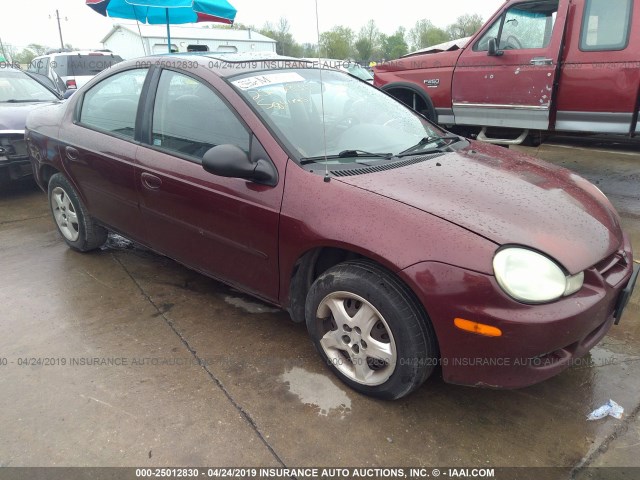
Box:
594;250;629;287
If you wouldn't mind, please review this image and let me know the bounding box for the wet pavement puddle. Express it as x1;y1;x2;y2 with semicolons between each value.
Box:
281;366;352;417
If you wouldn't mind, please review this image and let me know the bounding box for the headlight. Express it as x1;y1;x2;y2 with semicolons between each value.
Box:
493;248;584;303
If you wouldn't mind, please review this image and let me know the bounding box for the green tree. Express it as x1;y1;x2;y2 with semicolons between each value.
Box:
447;14;484;39
300;43;318;57
259;17;302;57
1;43;18;63
380;27;408;60
14;50;36;65
354;20;381;64
319;26;354;59
408;19;450;50
26;43;48;56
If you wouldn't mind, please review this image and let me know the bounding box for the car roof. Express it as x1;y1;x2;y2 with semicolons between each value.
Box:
126;52;339;78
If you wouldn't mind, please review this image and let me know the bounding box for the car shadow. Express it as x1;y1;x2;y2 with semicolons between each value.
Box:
0;177;41;199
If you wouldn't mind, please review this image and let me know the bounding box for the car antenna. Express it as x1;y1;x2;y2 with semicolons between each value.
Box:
314;0;330;183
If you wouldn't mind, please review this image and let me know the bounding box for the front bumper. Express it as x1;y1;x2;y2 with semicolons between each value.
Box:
0;132;31;181
400;236;636;388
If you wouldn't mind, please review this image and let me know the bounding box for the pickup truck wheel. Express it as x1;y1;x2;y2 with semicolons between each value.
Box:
305;260;438;400
384;86;437;122
48;173;107;252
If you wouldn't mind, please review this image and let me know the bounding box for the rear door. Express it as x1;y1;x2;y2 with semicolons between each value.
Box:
452;0;568;129
555;0;638;134
60;67;150;242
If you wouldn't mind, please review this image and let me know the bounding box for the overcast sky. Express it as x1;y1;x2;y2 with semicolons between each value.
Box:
1;0;504;52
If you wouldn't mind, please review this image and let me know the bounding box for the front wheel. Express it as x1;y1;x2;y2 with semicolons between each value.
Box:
305;260;438;399
48;173;107;252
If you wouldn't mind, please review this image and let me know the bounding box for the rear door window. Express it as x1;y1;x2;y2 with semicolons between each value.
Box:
79;68;148;138
580;0;633;51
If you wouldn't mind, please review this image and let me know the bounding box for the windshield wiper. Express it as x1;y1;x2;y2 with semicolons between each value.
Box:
300;150;392;165
338;149;392;159
397;134;462;158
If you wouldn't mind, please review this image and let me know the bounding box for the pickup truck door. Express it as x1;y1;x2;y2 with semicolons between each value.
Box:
452;0;569;130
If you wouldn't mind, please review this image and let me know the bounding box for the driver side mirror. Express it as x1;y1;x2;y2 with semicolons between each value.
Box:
202;144;277;187
63;89;76;99
487;37;504;57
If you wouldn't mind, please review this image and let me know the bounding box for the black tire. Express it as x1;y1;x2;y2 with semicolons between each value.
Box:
383;85;437;123
48;173;107;252
305;260;438;400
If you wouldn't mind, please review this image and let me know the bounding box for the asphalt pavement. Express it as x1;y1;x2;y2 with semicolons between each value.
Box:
0;142;638;476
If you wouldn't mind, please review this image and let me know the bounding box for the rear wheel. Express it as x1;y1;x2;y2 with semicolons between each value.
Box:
305;260;438;399
48;173;107;251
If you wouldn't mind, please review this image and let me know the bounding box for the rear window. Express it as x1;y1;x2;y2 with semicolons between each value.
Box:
580;0;633;51
52;54;123;76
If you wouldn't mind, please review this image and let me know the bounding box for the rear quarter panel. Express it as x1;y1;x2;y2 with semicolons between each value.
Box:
25;102;67;189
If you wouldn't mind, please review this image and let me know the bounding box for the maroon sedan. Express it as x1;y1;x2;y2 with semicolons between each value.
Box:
25;54;638;399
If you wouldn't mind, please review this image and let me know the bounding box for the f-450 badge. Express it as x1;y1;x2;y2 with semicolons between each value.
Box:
424;79;440;87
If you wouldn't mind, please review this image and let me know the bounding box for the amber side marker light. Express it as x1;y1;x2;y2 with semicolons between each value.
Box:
454;318;502;337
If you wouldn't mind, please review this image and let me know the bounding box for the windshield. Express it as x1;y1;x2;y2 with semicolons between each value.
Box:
0;70;58;102
231;69;444;162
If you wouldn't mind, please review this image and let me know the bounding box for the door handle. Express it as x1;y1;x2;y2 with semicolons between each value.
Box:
530;57;553;66
141;172;162;190
65;146;79;161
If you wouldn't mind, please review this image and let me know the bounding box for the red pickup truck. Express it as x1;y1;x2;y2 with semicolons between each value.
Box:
374;0;639;144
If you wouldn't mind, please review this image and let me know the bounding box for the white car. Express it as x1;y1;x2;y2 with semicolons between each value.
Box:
27;50;123;94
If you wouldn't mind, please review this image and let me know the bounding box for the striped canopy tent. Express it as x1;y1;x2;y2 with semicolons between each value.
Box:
86;0;237;52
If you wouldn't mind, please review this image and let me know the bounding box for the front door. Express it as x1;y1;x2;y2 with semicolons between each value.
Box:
135;68;284;302
452;0;568;130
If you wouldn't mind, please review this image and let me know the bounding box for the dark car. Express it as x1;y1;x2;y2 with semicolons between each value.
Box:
25;54;638;399
0;68;61;184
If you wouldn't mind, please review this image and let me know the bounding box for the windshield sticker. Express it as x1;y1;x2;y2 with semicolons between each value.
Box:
232;72;305;90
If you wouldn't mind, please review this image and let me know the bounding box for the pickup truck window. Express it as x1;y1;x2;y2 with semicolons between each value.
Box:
474;0;559;51
580;0;633;51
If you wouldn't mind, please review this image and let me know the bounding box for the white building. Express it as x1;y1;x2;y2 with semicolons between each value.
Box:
101;24;276;59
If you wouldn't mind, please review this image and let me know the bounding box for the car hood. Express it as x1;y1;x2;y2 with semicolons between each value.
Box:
335;142;623;274
376;49;464;74
0;102;57;131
